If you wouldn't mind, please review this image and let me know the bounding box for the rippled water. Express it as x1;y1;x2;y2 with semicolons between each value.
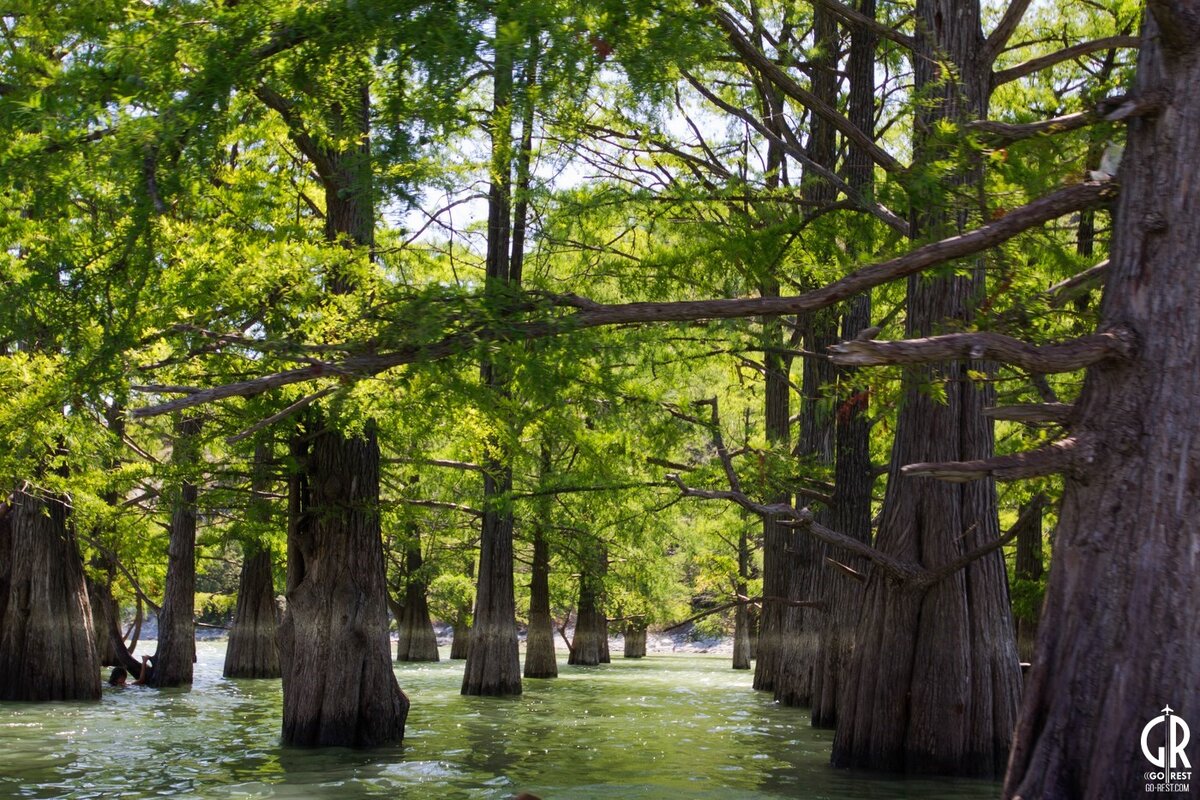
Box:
0;642;999;799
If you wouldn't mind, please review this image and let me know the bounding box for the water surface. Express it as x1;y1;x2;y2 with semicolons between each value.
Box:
0;642;999;799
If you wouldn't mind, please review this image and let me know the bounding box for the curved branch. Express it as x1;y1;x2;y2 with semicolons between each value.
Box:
827;327;1136;373
901;436;1091;483
1048;260;1109;307
993;36;1140;85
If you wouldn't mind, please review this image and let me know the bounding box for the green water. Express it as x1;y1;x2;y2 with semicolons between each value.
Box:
0;642;999;799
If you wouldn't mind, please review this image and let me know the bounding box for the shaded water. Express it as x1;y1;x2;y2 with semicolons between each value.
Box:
0;642;999;799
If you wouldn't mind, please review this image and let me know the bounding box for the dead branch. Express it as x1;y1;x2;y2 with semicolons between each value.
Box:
825;557;866;583
393;498;484;517
901;436;1090;482
984;403;1075;425
827;327;1135;373
130;181;1112;419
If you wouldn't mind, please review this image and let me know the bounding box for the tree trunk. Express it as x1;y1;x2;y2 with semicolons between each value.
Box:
568;542;608;667
0;489;99;701
149;415;201;689
753;293;791;691
732;526;751;670
224;441;280;679
623;623;647;659
223;545;280;678
1012;500;1043;664
1005;10;1200;796
462;7;523;697
524;516;557;678
833;0;1020;776
449;559;473;660
395;540;439;662
87;572;120;667
281;423;408;745
811;0;877;730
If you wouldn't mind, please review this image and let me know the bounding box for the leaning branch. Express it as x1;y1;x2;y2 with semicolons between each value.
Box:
710;7;903;173
1048;260;1110;307
901;436;1090;483
662;594;827;632
130;181;1112;418
983;0;1035;66
811;0;915;51
826;327;1135;373
919;494;1048;586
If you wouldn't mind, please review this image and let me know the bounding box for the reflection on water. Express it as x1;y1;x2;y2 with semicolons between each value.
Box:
0;642;998;799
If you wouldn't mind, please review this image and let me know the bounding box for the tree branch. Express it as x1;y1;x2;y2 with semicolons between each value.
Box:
826;327;1136;373
811;0;915;51
993;36;1140;85
983;0;1035;66
130;181;1112;418
919;494;1048;586
901;436;1091;483
1048;260;1109;307
983;403;1075;425
710;7;902;173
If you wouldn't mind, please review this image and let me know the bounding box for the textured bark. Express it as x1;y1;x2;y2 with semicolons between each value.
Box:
753;291;791;692
223;545;280;678
395;541;439;662
281;424;408;746
264;68;409;743
1005;10;1200;796
0;490;99;701
461;5;522;696
623;623;647;659
87;572;120;667
523;518;557;678
149;415;201;689
568;543;608;667
811;0;876;729
224;442;280;679
833;0;1020;776
1012;501;1043;664
775;314;837;707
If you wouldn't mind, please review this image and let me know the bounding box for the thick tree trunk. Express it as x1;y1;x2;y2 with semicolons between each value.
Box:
395;541;439;662
0;489;99;701
224;442;280;679
149;415;201;689
1005;11;1200;796
833;0;1020;776
568;543;608;667
623;623;647;659
811;1;877;730
523;521;557;678
1012;500;1043;664
281;424;408;745
223;545;280;678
